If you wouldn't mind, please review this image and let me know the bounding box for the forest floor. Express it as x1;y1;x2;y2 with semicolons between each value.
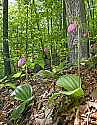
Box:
1;66;97;125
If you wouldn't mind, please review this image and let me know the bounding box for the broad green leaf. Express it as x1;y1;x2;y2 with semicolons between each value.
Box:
57;75;81;91
55;75;84;97
57;75;74;91
13;84;33;101
68;75;81;88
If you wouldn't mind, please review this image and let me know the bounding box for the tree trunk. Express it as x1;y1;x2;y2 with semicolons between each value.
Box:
3;0;11;75
63;0;67;38
65;0;88;63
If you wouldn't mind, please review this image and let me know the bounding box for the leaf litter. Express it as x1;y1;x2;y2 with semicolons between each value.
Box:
1;66;97;124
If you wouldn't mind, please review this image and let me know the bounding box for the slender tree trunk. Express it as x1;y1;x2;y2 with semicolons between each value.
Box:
3;0;11;75
65;0;88;63
63;0;67;38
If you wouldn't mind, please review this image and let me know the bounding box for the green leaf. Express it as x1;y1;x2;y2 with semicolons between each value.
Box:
56;75;84;97
11;102;26;120
57;75;81;91
60;88;84;97
49;88;84;103
12;84;33;101
12;72;22;78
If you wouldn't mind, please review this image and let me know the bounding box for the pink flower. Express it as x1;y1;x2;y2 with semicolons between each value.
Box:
44;48;48;54
18;57;26;67
67;23;77;33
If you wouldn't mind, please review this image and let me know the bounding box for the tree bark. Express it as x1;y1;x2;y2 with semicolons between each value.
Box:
3;0;11;75
63;0;67;38
65;0;88;63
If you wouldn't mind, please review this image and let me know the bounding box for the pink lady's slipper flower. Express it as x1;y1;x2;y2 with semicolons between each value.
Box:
67;22;77;33
44;48;48;54
18;57;26;67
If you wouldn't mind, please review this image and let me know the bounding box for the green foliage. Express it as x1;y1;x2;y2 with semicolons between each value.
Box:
57;75;81;91
27;58;45;70
49;75;84;103
7;0;68;73
11;84;33;121
33;70;53;79
13;84;33;101
0;76;16;89
0;83;16;89
52;63;64;74
81;56;97;69
0;0;96;75
0;76;7;82
88;56;97;69
11;102;26;120
12;71;22;78
49;92;61;103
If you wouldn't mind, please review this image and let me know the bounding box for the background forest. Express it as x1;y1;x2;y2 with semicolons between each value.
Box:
1;0;97;125
0;0;97;76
